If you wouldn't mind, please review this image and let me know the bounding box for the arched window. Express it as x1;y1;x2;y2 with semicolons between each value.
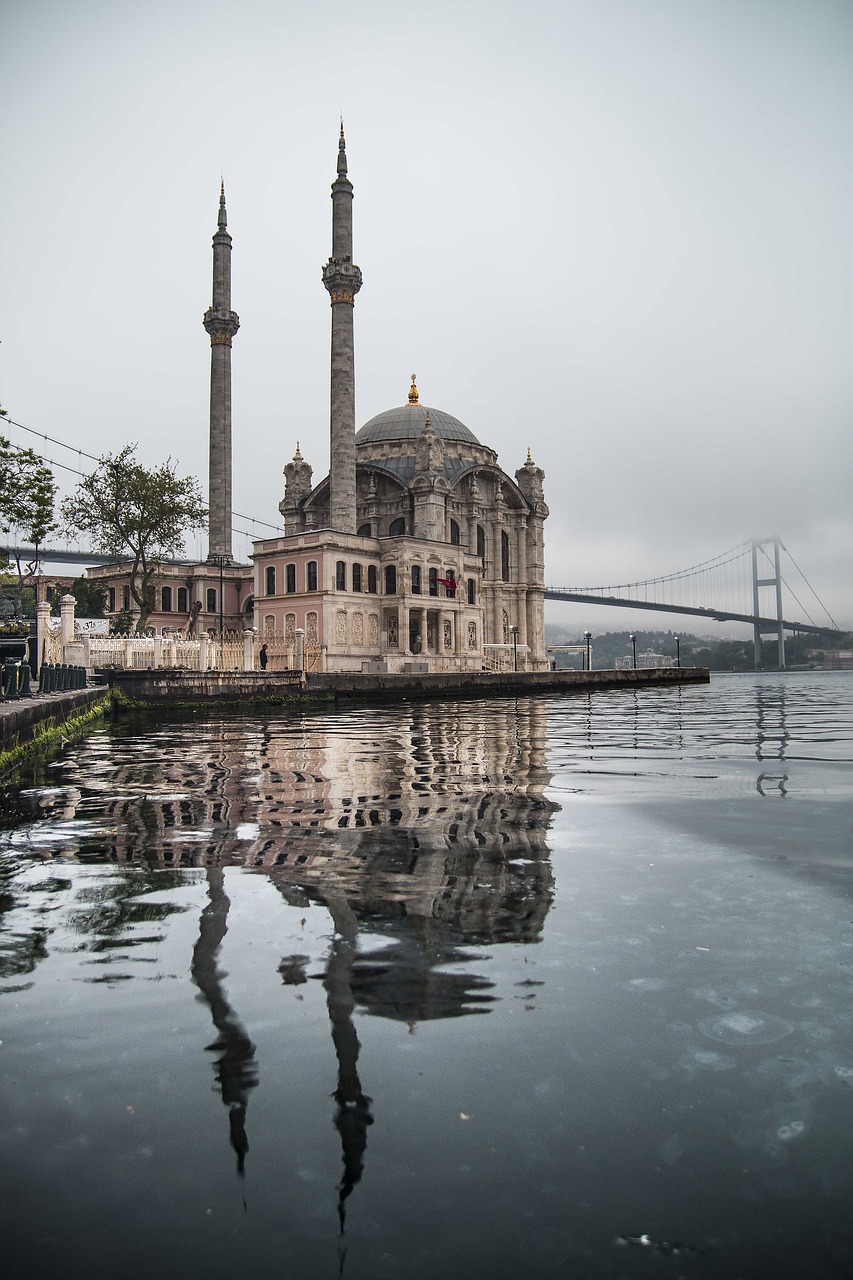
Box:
306;561;318;591
357;523;371;537
467;578;476;605
367;565;377;593
177;587;188;613
286;563;296;594
122;586;130;611
161;586;172;611
444;569;456;597
501;530;510;582
384;565;397;595
476;525;486;558
335;561;347;590
411;565;422;594
428;568;438;596
265;565;276;596
450;519;460;545
206;588;217;612
389;517;406;536
352;563;362;592
108;587;116;612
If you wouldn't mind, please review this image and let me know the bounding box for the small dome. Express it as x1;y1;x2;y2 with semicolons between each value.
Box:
356;404;480;446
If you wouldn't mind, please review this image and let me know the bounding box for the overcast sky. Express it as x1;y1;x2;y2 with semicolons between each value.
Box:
2;0;851;635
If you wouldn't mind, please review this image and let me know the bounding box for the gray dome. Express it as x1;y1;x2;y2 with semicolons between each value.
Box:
356;404;480;446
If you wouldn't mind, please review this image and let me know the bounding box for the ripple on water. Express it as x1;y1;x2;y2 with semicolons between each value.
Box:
698;1010;794;1046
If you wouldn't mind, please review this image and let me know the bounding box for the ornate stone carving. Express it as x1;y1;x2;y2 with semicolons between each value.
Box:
335;610;347;644
388;614;399;648
285;613;296;645
467;620;477;649
352;611;364;645
322;259;362;305
284;443;313;501
306;612;319;646
203;306;240;344
368;614;379;646
443;619;452;650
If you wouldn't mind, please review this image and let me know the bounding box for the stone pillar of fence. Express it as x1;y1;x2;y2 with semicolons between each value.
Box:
320;644;327;672
60;594;76;647
199;631;208;673
124;638;134;669
81;636;91;669
295;627;304;673
37;601;51;674
243;629;255;672
153;636;162;669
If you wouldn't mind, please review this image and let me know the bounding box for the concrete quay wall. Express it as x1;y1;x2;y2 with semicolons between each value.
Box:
104;665;709;704
0;687;110;768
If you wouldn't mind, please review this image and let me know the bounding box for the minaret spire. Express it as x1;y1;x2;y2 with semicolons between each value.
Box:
322;123;362;533
203;183;240;563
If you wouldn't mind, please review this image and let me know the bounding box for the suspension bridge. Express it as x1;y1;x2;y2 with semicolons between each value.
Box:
546;537;844;667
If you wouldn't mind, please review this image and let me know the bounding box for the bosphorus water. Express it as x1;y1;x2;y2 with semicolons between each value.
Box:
1;673;851;1279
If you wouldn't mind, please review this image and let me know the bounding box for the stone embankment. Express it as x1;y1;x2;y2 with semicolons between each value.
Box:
0;686;111;773
104;665;709;704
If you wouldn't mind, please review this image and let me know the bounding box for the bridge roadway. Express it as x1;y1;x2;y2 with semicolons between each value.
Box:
5;546;842;638
544;590;842;638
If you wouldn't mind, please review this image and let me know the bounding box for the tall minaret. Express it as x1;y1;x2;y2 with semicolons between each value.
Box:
322;124;362;533
203;183;240;563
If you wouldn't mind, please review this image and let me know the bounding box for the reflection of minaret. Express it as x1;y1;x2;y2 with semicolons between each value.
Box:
322;124;362;534
323;893;373;1235
190;869;258;1176
203;183;240;563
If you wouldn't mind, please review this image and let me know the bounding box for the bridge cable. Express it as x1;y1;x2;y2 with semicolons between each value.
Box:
779;542;840;631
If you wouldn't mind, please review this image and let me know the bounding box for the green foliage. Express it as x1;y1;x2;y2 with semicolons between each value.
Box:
67;576;107;619
109;608;134;636
61;445;206;634
0;434;57;594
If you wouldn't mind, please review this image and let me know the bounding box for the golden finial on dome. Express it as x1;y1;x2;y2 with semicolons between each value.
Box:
425;411;431;428
526;447;532;463
294;440;302;458
408;373;419;405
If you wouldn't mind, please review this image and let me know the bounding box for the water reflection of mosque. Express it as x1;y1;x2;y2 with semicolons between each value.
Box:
131;698;562;1231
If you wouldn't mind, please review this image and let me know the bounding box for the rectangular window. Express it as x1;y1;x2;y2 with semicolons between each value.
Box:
265;566;276;595
177;587;188;612
384;565;397;595
467;578;475;605
108;587;116;612
207;588;217;612
411;565;421;594
307;560;318;591
336;561;347;590
286;563;296;593
161;586;172;612
352;563;362;592
367;565;377;593
122;586;130;611
428;568;438;596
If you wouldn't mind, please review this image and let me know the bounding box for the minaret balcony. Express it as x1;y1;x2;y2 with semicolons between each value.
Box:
203;307;240;343
322;259;362;303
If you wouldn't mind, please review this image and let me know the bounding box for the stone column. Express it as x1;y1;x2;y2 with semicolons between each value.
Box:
322;126;362;534
199;631;208;673
60;594;76;646
243;629;255;672
295;627;304;673
203;185;240;564
37;600;51;673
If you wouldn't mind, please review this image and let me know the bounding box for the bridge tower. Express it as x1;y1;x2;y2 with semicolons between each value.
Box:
203;183;240;564
322;123;363;534
751;537;785;669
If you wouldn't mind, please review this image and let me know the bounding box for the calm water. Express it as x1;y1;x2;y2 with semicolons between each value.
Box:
1;673;851;1279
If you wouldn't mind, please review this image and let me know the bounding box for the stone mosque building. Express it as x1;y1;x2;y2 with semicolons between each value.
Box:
90;130;549;672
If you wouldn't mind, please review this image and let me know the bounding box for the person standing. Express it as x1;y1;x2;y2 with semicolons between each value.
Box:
259;643;268;670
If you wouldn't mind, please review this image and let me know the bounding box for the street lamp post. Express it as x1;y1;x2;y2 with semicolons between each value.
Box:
629;633;637;669
510;625;519;672
584;630;592;672
674;635;681;668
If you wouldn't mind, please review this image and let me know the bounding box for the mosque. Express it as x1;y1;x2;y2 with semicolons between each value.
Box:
90;129;549;672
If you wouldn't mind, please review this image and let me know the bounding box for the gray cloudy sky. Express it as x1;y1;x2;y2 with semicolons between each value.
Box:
2;0;851;635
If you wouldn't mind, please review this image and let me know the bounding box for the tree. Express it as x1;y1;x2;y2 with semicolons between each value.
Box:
65;576;108;619
61;445;207;634
0;432;57;611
